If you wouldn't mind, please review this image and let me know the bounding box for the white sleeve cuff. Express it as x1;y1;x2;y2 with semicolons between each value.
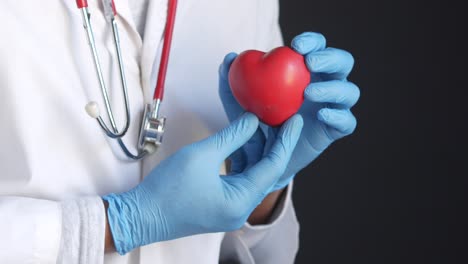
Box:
220;182;300;264
57;196;106;264
240;182;298;244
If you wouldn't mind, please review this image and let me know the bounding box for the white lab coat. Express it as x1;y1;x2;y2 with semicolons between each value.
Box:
0;0;299;263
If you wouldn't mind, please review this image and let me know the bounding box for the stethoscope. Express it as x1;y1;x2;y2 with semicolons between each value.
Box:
75;0;178;160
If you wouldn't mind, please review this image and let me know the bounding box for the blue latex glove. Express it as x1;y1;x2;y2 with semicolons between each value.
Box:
103;112;303;255
219;32;360;191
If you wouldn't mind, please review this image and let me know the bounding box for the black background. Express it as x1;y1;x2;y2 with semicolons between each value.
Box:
279;0;467;263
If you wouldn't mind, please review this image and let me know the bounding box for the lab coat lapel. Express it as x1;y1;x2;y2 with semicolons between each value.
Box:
113;0;143;43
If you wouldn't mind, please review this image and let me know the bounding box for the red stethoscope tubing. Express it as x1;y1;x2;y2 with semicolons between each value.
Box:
76;0;88;9
76;0;178;102
154;0;178;101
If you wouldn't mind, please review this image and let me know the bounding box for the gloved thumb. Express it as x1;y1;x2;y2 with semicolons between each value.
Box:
201;112;259;161
219;52;244;122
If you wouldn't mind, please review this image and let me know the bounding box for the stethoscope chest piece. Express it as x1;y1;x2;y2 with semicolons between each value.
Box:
138;100;166;154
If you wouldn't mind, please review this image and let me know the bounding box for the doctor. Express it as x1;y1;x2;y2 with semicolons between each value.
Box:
0;0;359;263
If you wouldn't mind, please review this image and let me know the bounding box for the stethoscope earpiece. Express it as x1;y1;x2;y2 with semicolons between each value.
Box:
85;102;100;119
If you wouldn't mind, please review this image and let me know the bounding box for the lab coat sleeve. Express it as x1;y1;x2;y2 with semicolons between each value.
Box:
0;196;62;263
220;183;300;264
57;196;106;264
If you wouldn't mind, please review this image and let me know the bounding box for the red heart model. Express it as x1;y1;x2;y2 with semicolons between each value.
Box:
228;46;311;126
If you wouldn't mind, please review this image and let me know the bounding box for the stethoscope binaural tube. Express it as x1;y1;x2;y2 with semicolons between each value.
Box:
76;0;178;160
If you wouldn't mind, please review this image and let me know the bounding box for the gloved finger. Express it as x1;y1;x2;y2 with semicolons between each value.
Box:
270;173;296;193
201;112;259;161
240;115;303;194
219;52;238;80
244;128;267;167
291;32;327;55
219;53;244;122
305;80;360;108
230;127;266;174
266;126;277;148
318;108;357;136
228;148;247;174
261;126;279;158
305;48;355;80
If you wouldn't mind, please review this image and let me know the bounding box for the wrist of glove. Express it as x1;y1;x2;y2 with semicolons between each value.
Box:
103;113;303;255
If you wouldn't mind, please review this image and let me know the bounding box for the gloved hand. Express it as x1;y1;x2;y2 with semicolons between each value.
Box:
103;112;303;255
219;32;360;191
